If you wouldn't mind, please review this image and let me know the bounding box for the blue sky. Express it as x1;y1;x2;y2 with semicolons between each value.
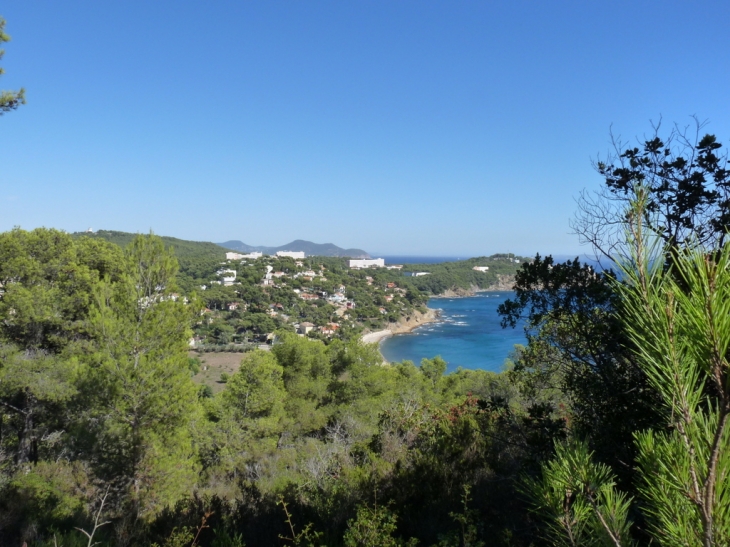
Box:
1;1;729;256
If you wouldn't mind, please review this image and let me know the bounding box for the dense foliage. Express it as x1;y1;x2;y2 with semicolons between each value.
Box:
402;256;526;295
501;126;730;547
0;228;558;546
73;230;232;295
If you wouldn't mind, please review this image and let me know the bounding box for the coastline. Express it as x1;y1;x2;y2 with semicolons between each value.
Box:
360;307;441;346
360;279;516;360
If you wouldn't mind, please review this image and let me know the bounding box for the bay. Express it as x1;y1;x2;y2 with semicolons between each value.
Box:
379;292;526;373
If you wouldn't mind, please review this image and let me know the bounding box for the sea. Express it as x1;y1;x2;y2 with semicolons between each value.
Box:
381;255;468;264
377;254;602;373
380;292;526;374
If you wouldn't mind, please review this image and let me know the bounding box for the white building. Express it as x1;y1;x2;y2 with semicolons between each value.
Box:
349;258;385;269
277;251;306;259
217;269;237;286
226;251;263;260
472;266;490;272
262;265;274;286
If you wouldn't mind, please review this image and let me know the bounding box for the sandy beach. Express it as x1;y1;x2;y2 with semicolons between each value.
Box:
361;329;393;344
360;307;440;348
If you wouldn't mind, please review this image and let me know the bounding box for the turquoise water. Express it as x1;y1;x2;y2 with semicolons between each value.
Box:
379;292;526;373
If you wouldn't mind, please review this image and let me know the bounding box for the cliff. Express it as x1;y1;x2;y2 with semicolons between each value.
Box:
387;307;440;334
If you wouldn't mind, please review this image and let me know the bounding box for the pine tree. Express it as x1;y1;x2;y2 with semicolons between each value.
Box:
84;234;201;520
0;17;25;114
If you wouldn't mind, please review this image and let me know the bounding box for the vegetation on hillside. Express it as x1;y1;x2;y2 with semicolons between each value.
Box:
0;228;547;545
73;230;231;294
75;231;526;349
402;255;527;294
220;239;370;258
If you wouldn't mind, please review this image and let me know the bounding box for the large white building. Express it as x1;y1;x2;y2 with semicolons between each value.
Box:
277;251;306;259
226;251;263;260
349;258;385;269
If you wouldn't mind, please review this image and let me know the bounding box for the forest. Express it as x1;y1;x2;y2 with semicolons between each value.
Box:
2;120;730;546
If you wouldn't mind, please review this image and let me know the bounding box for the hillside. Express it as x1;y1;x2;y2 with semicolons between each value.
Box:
74;230;233;259
401;254;529;295
72;230;233;293
219;238;370;258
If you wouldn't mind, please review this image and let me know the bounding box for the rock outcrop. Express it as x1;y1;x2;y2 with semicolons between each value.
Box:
485;274;515;292
387;307;440;335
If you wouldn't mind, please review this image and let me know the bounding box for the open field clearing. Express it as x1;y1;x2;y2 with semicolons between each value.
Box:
190;351;245;393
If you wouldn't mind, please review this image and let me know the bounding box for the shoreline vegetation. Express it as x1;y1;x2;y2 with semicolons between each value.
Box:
0;226;534;545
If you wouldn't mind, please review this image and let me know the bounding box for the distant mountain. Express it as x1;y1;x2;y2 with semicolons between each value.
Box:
73;230;371;260
219;239;370;258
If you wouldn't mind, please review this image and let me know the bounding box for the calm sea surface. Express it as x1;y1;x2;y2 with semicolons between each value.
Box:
379;292;526;373
380;256;468;264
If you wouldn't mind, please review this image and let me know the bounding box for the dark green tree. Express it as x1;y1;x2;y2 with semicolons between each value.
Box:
529;201;730;547
0;229;122;467
498;255;660;485
574;118;730;263
83;235;201;521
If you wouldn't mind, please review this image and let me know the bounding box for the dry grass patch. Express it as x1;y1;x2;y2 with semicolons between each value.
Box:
190;351;246;394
